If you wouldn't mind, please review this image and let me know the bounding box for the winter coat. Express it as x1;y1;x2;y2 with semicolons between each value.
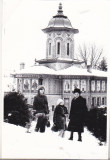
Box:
53;105;67;130
68;96;87;132
63;105;68;115
33;94;49;115
36;115;48;132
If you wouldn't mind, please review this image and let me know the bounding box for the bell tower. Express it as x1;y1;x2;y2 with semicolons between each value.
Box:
42;3;78;61
36;3;80;70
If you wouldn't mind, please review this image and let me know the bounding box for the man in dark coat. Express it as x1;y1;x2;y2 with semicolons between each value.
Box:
68;88;88;141
33;85;49;132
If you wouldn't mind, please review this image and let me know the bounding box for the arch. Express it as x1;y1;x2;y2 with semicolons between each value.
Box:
54;37;63;56
47;38;52;43
66;37;73;42
54;37;63;42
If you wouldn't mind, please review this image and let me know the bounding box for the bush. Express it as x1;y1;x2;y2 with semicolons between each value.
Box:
86;106;107;142
4;92;30;127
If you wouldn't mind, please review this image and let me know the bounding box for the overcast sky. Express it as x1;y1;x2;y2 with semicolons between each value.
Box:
2;0;110;74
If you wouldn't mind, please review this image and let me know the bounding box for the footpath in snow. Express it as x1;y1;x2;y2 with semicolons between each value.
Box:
2;121;108;159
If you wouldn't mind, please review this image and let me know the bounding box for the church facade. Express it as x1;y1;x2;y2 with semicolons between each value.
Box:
13;3;107;111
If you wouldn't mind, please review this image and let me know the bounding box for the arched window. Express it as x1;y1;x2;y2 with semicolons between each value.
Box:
81;80;86;92
102;81;105;91
49;43;51;55
64;80;70;93
97;81;100;92
91;80;95;92
67;43;69;55
47;38;52;56
57;42;60;55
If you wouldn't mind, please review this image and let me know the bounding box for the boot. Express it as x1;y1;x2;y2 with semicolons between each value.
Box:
68;132;73;140
78;132;82;142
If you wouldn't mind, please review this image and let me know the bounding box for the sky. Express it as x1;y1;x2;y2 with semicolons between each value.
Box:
2;0;110;74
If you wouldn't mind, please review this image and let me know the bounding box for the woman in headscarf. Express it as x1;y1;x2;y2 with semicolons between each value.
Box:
53;99;68;137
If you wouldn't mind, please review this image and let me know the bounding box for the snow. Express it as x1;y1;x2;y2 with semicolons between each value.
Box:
14;65;57;75
2;121;108;159
57;65;108;77
12;64;108;78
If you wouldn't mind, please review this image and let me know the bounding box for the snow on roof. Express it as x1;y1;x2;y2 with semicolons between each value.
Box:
91;69;108;77
13;65;107;78
57;65;108;77
57;57;73;61
14;65;57;75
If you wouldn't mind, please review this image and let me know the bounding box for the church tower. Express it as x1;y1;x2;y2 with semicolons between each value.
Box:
36;3;80;70
43;3;78;60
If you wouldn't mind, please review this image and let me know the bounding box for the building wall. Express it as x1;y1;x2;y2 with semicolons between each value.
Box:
16;74;107;112
46;31;74;60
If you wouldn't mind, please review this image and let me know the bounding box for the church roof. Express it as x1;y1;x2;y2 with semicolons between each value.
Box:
42;3;79;33
14;65;57;75
35;58;83;64
57;65;107;77
13;64;107;78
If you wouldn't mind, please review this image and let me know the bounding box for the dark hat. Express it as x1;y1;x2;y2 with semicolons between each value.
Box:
37;85;45;91
73;88;81;94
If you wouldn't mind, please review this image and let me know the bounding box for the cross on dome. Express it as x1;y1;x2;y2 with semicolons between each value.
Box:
57;3;63;15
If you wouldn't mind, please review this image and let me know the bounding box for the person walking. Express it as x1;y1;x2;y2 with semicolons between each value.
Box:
33;85;49;133
68;88;88;142
53;99;68;137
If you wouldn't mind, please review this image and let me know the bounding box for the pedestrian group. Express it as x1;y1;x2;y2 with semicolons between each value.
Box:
26;85;88;142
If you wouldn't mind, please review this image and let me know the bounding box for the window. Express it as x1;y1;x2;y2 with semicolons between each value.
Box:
64;80;70;93
24;79;29;90
97;81;100;92
49;43;51;55
102;81;105;91
31;79;38;91
91;97;96;107
72;80;80;91
97;97;101;106
102;97;106;105
81;80;86;92
67;43;69;55
91;81;95;92
57;42;60;55
39;78;43;85
102;97;105;105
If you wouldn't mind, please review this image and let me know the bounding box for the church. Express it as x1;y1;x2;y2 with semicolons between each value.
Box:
12;3;107;111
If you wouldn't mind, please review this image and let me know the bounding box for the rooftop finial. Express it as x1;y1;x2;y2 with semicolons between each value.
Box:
58;3;63;15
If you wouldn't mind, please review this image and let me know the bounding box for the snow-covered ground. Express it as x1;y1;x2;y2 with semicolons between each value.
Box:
2;121;108;159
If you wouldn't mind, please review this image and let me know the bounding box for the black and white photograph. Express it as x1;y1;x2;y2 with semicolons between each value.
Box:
1;0;110;159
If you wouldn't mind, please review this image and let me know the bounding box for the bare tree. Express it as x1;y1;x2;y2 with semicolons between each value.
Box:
77;43;103;69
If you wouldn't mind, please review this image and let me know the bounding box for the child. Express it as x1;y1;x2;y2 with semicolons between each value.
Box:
53;99;68;137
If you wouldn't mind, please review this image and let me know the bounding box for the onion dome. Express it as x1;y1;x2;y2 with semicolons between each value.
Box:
42;3;79;33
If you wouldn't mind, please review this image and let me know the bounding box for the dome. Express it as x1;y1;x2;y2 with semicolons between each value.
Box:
47;16;72;28
42;3;79;33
